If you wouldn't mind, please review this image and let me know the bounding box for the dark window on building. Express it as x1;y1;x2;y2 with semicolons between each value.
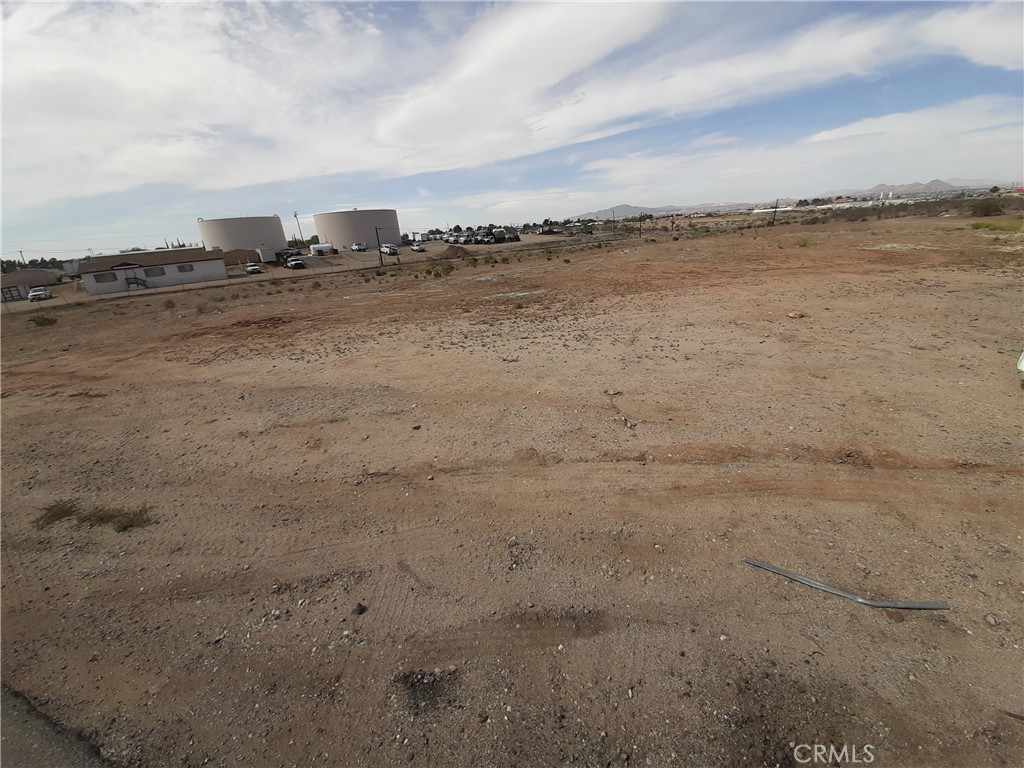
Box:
176;264;195;273
143;267;166;277
94;272;118;283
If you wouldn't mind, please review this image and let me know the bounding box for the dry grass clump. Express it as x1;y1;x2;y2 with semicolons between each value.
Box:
35;499;153;532
34;499;82;528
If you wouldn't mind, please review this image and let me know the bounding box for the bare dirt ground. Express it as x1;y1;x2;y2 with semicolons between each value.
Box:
2;216;1022;767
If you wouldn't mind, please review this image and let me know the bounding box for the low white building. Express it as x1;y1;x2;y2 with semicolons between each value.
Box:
78;248;228;295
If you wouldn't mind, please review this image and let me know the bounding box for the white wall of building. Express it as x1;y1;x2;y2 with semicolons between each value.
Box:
82;259;228;295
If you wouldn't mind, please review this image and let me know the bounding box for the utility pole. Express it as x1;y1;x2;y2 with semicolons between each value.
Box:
770;199;779;227
375;226;383;267
294;211;305;246
638;211;643;239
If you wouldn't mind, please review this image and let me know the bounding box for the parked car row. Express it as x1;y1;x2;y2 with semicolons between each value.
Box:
436;229;520;245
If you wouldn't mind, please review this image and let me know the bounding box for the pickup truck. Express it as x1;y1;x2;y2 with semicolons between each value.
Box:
28;287;54;302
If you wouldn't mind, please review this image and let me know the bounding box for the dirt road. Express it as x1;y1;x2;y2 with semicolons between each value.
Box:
2;217;1022;767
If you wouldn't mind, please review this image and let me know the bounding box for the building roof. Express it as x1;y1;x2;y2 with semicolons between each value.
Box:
1;269;62;289
77;247;223;275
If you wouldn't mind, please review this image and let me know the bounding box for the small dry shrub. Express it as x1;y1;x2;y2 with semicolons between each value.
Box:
79;505;153;532
34;499;82;529
34;498;153;532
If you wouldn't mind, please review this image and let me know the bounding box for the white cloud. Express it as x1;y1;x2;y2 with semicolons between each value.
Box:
2;0;1021;225
582;96;1023;204
691;133;740;149
916;2;1023;70
375;2;669;170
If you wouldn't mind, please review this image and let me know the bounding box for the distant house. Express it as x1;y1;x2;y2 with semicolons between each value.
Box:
77;248;227;295
1;269;62;302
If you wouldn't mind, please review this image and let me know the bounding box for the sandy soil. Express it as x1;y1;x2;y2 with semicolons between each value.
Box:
2;216;1022;767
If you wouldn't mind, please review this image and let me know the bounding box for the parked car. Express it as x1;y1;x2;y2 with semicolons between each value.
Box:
243;263;263;274
379;244;399;256
410;243;426;252
351;243;368;252
27;287;53;302
285;258;306;269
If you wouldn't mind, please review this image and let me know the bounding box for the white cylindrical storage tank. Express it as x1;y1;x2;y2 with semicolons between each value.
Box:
313;209;402;250
197;215;287;253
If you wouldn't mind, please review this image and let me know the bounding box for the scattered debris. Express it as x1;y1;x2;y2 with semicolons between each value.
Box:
412;424;421;430
743;557;950;610
353;602;368;616
986;614;999;627
787;311;805;319
605;389;622;396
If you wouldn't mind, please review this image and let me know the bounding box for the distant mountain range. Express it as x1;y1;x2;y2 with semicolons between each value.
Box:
823;177;1012;197
572;178;1016;220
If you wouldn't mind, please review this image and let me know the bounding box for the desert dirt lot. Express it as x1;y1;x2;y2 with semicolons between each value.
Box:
2;216;1022;767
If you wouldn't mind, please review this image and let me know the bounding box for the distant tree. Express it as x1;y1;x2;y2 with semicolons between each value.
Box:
970;198;1004;217
989;186;1000;194
453;225;463;233
307;235;320;245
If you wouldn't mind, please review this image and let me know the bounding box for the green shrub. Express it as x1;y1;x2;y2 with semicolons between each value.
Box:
163;299;175;310
795;236;812;247
970;198;1004;217
28;315;57;327
970;220;1023;232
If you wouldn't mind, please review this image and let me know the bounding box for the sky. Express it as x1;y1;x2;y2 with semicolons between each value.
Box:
2;1;1022;260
